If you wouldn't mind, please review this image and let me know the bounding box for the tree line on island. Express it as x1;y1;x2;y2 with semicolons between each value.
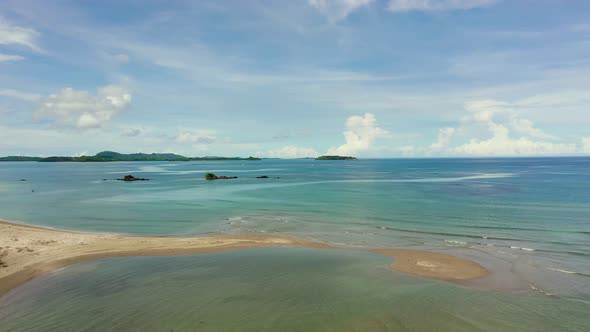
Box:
314;155;357;160
0;151;358;162
0;151;261;162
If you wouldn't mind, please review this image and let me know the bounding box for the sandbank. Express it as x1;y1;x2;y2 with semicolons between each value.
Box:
0;220;488;298
371;248;489;280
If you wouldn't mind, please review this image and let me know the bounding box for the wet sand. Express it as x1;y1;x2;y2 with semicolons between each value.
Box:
0;220;488;298
371;249;489;280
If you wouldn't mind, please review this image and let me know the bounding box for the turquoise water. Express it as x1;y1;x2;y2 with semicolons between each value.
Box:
1;248;589;332
0;158;589;330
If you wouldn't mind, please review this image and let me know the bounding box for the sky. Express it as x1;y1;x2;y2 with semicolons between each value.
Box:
1;0;589;158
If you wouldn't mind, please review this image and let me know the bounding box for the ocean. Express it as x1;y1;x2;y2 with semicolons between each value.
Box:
0;158;589;331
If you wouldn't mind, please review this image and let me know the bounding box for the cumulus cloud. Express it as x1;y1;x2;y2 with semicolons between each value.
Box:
452;123;577;156
35;85;132;129
463;99;558;140
0;88;41;101
431;99;579;156
327;113;388;156
0;53;24;62
430;127;455;151
309;0;372;22
388;0;497;13
257;146;320;159
582;137;590;154
509;118;558;141
0;18;41;51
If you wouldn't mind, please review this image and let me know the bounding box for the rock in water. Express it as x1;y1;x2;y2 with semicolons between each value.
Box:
117;175;149;181
204;173;237;180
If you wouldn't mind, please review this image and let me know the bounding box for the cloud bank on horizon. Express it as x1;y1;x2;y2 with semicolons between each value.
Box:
0;0;589;158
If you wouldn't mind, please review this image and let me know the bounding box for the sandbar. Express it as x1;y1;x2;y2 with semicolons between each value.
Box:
371;248;489;280
0;220;488;298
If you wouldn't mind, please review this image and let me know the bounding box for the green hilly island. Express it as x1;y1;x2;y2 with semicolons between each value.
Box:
0;151;261;162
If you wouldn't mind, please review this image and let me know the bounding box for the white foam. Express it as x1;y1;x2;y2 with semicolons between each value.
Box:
547;268;578;274
510;246;535;251
322;173;514;184
445;240;468;245
529;284;553;296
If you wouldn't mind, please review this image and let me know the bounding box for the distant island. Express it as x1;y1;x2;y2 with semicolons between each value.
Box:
315;155;357;160
0;151;261;162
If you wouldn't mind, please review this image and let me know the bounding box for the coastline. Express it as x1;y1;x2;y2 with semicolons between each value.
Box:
0;220;488;298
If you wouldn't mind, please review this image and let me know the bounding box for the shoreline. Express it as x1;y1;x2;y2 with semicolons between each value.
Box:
0;220;488;298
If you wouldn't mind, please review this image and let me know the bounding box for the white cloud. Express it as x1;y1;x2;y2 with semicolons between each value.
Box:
509;118;557;141
464;99;509;122
463;98;558;140
34;85;132;129
257;145;320;158
308;0;372;22
388;0;497;12
0;88;41;101
121;127;143;137
327;112;388;156
174;130;217;144
0;53;24;62
399;145;417;156
452;123;577;156
0;18;41;51
582;137;590;154
434;99;579;156
430;127;455;151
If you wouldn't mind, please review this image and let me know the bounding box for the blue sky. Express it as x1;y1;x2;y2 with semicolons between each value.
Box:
1;0;589;157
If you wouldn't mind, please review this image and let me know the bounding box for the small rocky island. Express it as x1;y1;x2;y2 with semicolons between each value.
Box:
204;173;237;180
315;155;357;160
117;175;149;181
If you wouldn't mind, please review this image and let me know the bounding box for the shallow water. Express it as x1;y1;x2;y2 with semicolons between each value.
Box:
1;248;589;332
0;158;589;329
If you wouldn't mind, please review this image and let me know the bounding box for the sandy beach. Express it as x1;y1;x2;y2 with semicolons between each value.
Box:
0;220;488;298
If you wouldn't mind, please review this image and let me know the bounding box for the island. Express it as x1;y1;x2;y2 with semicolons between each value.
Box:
0;151;261;162
315;155;357;160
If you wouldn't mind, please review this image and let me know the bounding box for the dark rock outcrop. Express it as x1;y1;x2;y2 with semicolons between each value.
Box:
204;173;237;180
117;175;149;181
